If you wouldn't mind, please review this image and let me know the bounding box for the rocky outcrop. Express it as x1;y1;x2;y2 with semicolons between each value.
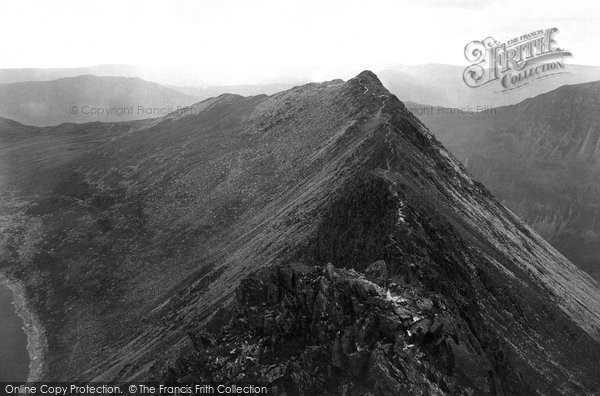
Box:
160;262;525;395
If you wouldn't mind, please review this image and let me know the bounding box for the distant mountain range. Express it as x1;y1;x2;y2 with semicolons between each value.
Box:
0;65;144;85
1;72;599;393
0;75;198;126
0;66;304;126
379;63;600;108
411;80;600;281
3;63;600;127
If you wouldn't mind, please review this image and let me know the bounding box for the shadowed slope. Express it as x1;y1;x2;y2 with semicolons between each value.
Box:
414;80;600;281
0;72;599;394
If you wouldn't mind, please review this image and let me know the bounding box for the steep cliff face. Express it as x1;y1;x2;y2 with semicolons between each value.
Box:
1;72;599;394
414;81;600;281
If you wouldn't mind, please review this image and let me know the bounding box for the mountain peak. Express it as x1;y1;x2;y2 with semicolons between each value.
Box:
347;70;390;99
354;70;384;86
356;70;380;82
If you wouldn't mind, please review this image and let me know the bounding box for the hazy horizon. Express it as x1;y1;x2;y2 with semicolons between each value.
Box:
2;62;600;89
2;0;600;86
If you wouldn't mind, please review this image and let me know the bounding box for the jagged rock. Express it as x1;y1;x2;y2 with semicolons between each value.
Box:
325;262;336;281
409;318;432;338
391;305;412;320
428;315;444;336
367;347;407;396
347;277;382;299
162;264;514;395
377;311;402;336
417;297;433;311
365;260;388;283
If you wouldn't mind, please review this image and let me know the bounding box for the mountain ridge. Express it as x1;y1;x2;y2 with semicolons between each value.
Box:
1;71;599;394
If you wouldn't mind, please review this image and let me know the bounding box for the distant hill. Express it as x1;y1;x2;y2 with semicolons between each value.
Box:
0;75;199;126
0;65;305;92
412;80;600;281
172;82;302;101
0;65;143;84
380;63;600;108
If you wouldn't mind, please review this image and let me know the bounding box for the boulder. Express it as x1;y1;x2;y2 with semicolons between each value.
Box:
365;260;388;283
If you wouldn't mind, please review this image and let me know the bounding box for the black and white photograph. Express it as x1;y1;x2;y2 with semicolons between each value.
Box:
1;0;599;394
